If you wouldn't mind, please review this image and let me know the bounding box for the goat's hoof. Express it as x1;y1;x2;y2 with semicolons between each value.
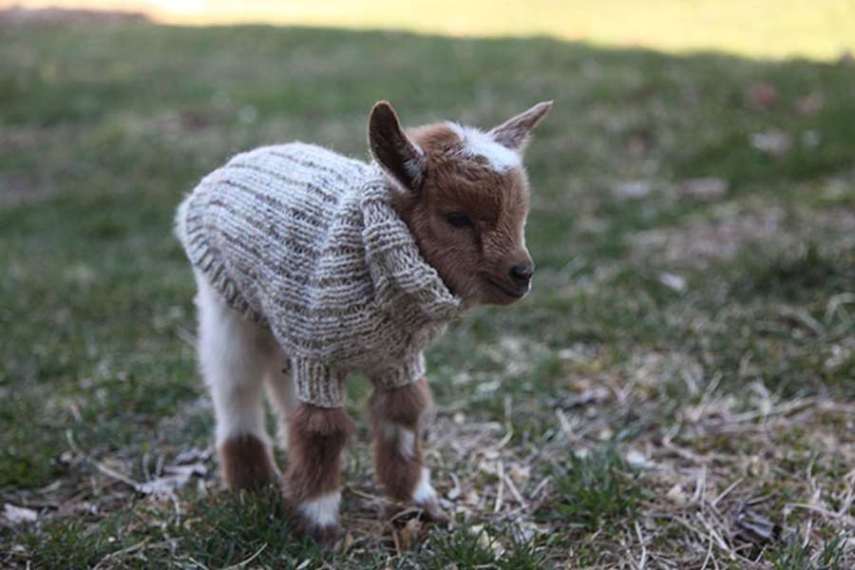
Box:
299;521;341;547
416;498;450;524
219;434;279;491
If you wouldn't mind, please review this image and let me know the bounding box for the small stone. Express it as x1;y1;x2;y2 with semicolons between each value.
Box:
659;272;687;292
666;484;689;506
625;449;654;469
614;181;651;199
750;130;792;157
3;504;38;525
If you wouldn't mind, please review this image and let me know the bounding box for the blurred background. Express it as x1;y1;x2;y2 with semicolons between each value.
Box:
6;0;855;59
1;1;854;568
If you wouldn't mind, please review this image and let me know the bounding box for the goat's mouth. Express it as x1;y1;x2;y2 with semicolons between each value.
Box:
484;276;529;300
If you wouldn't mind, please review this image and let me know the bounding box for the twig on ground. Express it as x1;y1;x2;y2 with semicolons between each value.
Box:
223;543;268;570
501;471;528;511
92;539;151;570
634;521;648;570
494;461;505;513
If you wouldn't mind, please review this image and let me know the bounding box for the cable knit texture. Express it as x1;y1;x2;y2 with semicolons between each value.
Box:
176;143;462;408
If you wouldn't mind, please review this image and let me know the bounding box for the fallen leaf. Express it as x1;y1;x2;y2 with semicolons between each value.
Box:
398;518;422;550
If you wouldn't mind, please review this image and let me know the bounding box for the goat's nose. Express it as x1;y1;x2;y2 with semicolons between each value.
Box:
509;262;535;283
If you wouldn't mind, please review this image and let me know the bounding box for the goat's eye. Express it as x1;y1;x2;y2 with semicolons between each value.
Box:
445;212;473;228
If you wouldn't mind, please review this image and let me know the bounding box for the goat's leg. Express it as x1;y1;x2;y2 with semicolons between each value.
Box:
283;403;355;544
370;378;447;521
195;272;278;490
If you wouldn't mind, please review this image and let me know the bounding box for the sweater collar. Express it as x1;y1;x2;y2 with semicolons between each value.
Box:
360;165;463;325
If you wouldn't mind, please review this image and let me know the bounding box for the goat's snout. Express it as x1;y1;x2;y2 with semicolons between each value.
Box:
484;254;534;303
509;261;534;285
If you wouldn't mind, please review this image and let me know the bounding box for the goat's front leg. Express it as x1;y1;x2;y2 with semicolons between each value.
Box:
284;403;355;544
370;378;447;522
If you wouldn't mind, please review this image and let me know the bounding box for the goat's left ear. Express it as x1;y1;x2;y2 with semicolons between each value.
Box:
368;101;425;192
489;101;553;151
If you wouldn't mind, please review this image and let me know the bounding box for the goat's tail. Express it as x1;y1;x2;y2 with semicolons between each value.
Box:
174;194;192;248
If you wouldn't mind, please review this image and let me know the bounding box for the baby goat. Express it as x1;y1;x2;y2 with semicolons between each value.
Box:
175;100;552;543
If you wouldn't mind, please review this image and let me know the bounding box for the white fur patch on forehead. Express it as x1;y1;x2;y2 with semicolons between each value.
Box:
446;122;521;172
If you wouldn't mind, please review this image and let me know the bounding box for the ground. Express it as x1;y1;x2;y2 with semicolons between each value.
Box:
1;13;854;570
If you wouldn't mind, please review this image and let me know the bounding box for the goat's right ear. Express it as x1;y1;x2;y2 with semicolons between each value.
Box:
368;101;425;192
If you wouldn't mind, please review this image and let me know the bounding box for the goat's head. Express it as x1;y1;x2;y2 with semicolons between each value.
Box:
368;100;552;306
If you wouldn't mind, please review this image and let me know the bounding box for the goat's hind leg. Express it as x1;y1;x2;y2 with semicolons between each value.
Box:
195;272;279;490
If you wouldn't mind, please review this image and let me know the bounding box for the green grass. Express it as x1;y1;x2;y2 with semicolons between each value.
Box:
546;446;643;532
772;534;847;570
1;15;854;569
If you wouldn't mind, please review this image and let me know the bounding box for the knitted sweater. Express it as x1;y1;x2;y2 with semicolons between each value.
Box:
176;143;462;408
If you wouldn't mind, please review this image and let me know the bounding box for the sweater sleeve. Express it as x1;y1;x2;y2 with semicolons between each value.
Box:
369;352;427;391
291;358;348;408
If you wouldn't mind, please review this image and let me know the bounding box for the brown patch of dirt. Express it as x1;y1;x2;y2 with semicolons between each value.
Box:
632;204;855;267
634;206;785;265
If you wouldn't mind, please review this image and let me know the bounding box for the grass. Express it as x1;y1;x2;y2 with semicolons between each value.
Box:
772;534;847;570
1;10;854;569
547;446;643;532
10;0;855;60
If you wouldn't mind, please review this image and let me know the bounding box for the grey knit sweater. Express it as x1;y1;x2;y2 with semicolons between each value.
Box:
176;143;462;408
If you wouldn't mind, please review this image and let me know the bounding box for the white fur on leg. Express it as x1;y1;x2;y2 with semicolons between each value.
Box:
412;467;437;504
297;490;341;528
265;347;297;446
380;421;416;460
195;270;275;445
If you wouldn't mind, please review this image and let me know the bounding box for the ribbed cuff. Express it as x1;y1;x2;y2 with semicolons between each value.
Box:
291;359;347;408
370;353;426;390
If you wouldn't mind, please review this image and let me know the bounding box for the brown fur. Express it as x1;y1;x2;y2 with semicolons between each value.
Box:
283;403;355;503
370;376;432;429
392;123;534;305
370;379;431;501
219;434;278;491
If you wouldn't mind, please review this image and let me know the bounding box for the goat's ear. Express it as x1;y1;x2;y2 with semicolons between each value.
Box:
489;101;553;151
368;101;425;192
